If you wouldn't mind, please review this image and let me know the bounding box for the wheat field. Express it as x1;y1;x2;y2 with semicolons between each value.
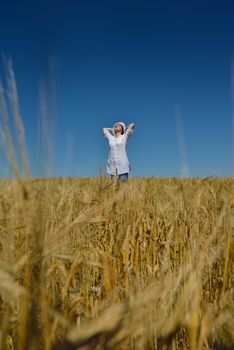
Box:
0;175;233;350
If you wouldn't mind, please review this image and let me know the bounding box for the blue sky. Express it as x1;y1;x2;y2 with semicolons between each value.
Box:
0;0;234;177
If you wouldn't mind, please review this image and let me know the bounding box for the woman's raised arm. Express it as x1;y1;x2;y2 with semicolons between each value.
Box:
126;123;135;130
103;127;113;140
124;123;135;141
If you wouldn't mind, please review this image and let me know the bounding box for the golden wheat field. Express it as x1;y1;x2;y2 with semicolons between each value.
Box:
0;175;233;350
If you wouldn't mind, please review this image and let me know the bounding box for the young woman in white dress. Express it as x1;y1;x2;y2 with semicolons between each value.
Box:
103;122;135;184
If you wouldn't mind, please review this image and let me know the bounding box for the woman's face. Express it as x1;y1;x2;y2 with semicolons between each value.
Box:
114;124;123;133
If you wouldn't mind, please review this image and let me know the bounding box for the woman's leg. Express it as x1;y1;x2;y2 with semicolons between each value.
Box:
111;174;120;191
119;173;128;182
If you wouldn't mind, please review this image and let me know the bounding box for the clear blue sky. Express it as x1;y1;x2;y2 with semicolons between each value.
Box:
0;0;234;177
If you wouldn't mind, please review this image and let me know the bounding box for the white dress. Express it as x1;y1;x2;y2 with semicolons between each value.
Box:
103;128;133;175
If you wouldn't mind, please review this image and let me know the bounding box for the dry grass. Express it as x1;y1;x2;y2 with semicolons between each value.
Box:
0;176;233;350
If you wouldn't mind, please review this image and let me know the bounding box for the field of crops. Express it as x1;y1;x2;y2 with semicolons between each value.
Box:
0;176;233;349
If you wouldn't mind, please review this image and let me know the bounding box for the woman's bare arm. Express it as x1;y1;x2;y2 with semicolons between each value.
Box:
126;123;135;130
103;127;112;132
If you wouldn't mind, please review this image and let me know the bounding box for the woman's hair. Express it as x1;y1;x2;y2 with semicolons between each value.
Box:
113;122;126;135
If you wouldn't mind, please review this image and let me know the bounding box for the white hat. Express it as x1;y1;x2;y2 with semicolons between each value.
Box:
112;122;126;135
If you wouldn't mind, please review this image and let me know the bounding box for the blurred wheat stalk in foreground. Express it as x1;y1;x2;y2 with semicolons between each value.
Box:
0;60;234;350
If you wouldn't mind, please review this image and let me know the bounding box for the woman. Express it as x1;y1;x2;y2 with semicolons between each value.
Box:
103;122;135;183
